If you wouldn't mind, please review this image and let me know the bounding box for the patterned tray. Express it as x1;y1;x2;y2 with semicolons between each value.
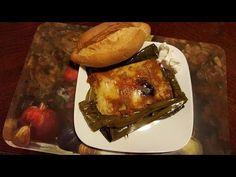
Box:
2;23;230;155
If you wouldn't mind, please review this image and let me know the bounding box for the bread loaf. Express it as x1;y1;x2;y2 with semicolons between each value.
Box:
71;22;151;68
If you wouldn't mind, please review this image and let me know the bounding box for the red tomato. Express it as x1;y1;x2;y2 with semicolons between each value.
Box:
21;103;58;141
63;66;78;82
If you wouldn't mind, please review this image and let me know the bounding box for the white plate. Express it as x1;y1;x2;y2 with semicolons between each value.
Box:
74;41;194;153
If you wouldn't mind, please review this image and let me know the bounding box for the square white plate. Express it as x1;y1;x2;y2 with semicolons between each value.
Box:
74;41;193;153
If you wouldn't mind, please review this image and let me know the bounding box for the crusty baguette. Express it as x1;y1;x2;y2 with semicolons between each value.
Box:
131;22;151;38
71;22;151;68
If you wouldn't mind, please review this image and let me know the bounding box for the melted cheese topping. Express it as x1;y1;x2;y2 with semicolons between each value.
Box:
88;59;173;116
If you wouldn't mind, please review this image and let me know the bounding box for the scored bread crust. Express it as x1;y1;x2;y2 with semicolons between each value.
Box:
71;22;151;68
131;22;151;38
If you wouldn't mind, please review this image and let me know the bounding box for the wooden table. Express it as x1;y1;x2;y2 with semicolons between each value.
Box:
0;22;235;155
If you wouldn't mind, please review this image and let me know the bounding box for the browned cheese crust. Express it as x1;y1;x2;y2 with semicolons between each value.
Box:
88;59;173;116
